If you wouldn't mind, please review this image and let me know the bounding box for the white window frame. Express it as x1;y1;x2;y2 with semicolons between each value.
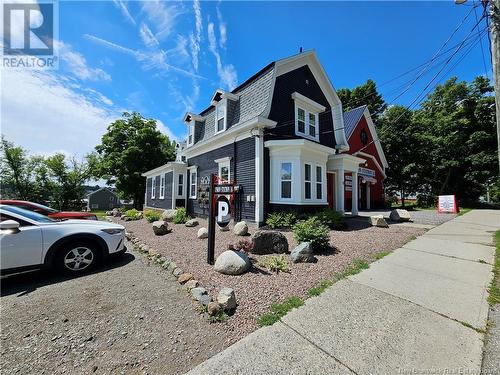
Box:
189;168;197;199
215;157;231;183
304;163;312;200
159;174;165;199
178;173;184;197
151;176;157;199
215;99;227;135
316;164;324;200
280;161;293;200
187;121;194;147
291;92;325;142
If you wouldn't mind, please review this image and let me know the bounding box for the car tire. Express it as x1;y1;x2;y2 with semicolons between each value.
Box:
55;241;101;275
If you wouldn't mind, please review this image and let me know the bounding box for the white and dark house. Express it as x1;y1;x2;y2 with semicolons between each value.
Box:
142;51;388;225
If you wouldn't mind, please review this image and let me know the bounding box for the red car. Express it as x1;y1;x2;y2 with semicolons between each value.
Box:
0;200;98;220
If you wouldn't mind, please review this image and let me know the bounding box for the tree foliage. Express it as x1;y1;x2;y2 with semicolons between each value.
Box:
0;138;96;210
94;112;176;209
337;79;387;123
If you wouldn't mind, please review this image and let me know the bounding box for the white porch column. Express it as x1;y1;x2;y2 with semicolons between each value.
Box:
351;171;359;216
255;129;264;225
366;183;371;210
335;168;345;214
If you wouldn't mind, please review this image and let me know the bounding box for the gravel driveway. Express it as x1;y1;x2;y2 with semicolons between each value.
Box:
358;209;456;226
0;248;230;375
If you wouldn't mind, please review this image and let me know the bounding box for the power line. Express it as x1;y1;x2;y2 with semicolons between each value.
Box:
474;1;489;76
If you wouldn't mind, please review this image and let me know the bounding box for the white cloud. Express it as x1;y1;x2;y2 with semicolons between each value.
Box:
57;41;111;82
207;21;237;90
216;3;227;49
139;23;159;48
156;119;178;141
84;34;205;81
189;0;202;71
113;0;136;25
0;69;116;157
141;1;183;41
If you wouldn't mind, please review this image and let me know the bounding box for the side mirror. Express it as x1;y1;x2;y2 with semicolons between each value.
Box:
0;220;20;231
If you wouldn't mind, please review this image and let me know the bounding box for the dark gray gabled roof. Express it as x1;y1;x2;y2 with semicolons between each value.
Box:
343;105;367;139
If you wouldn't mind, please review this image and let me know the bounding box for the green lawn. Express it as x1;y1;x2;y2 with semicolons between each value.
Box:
91;210;108;219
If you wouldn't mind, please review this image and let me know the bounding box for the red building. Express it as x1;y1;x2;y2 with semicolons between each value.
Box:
342;105;388;210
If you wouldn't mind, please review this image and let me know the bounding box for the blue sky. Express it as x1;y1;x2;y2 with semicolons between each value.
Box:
1;0;492;157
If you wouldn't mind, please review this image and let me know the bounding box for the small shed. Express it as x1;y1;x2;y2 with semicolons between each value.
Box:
86;187;120;211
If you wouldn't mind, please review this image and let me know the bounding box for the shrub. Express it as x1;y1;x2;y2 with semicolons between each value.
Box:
228;239;254;253
266;211;297;229
173;207;190;224
125;208;142;220
293;217;330;250
313;209;344;230
144;209;161;223
257;255;291;273
257;296;304;326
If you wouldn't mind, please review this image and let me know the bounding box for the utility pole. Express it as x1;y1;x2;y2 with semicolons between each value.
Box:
491;0;500;175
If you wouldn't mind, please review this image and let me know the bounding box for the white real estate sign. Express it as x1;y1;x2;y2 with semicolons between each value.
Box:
438;195;458;213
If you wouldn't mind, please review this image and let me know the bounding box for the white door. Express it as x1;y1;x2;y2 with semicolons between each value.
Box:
0;220;43;270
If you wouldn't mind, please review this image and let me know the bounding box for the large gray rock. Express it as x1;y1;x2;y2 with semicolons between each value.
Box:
191;287;211;305
185;219;199;227
251;230;289;255
233;221;249;236
214;250;251;275
152;220;169;235
370;215;389;228
162;209;177;222
290;242;315;263
197;227;208;239
389;209;411;222
112;208;122;217
217;287;237;311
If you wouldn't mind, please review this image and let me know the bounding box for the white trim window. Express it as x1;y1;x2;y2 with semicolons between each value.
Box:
215;99;227;134
316;165;323;200
159;174;165;199
215;157;231;182
187;121;194;147
178;173;184;196
151;176;157;199
295;105;319;140
304;163;312;200
280;162;292;199
189;169;197;199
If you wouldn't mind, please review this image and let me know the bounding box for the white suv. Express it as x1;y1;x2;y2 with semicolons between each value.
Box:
0;204;126;275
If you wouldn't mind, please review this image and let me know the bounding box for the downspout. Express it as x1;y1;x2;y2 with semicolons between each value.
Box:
331;102;349;153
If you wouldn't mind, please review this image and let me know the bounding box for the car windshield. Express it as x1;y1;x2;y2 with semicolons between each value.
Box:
1;205;56;223
28;202;58;214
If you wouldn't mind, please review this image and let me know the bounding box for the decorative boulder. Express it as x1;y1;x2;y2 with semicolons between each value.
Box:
136;211;144;220
389;209;411;222
214;250;250;275
197;227;208;239
370;215;389;228
162;209;177;222
185;219;199;227
105;211;113;216
217;287;237;311
185;280;199;291
251;230;289;255
152;220;169;236
172;268;183;277
112;209;122;217
177;273;193;284
191;287;211;305
233;221;249;236
290;242;315;263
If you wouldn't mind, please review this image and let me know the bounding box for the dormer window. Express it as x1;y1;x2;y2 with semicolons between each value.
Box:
187;121;194;146
216;100;227;134
291;92;325;142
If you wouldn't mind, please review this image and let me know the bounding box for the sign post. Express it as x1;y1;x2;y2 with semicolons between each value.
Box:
207;174;216;265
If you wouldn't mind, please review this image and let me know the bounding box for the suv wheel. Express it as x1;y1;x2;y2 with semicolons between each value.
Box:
55;242;100;274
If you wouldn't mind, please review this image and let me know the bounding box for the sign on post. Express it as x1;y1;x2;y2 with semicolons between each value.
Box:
437;195;458;213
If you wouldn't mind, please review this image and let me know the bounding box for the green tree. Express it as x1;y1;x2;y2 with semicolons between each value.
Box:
337;79;387;123
95;112;176;209
412;76;498;203
378;105;424;206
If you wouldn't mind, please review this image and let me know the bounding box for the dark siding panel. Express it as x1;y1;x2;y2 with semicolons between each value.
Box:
265;65;337;149
88;189;119;210
187;138;255;222
164;172;173;209
146;173;173;210
145;178;153;207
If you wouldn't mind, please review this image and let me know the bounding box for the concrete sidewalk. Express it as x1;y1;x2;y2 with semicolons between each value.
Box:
186;210;500;375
